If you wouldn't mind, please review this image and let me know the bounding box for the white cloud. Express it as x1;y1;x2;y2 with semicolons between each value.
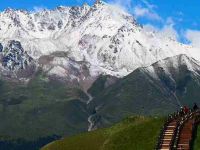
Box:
108;0;131;6
144;21;178;41
133;5;162;21
107;0;161;21
107;0;132;12
143;24;158;32
107;0;180;42
185;30;200;48
144;16;178;41
32;6;46;13
141;0;157;9
160;25;178;40
166;17;175;26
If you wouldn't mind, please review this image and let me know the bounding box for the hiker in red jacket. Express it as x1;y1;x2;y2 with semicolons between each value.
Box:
183;106;189;114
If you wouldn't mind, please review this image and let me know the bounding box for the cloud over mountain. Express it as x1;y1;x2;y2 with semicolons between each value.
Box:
185;30;200;48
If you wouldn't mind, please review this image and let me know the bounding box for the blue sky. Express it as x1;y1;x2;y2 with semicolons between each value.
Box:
0;0;199;46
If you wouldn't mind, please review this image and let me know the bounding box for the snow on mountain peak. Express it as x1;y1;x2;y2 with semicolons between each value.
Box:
0;1;199;81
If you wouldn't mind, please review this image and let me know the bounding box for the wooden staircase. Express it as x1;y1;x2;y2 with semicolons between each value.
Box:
160;120;178;150
156;110;200;150
156;113;180;150
176;118;194;150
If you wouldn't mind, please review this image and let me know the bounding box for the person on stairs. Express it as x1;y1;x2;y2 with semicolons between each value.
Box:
183;106;189;114
180;106;184;116
193;103;199;111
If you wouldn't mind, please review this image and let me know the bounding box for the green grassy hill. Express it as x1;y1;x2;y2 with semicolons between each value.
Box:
41;116;164;150
194;126;200;150
0;71;89;140
90;55;200;129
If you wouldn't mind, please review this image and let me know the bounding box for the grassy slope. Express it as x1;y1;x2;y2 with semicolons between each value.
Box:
90;64;200;129
88;75;108;96
42;116;164;150
0;71;89;140
194;126;200;150
92;69;178;128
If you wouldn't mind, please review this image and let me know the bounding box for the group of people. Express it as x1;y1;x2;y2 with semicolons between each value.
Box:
180;103;199;115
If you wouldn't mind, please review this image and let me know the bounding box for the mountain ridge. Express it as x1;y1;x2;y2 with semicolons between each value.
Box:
87;54;200;129
0;1;199;82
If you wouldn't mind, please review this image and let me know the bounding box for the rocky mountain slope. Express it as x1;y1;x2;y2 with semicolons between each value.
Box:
89;54;200;129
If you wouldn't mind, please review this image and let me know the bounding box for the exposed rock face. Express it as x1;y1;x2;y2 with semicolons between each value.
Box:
0;43;3;52
0;40;33;71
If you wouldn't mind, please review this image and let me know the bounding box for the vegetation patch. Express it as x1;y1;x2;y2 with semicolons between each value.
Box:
42;116;164;150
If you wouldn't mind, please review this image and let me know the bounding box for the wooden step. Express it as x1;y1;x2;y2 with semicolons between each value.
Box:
156;111;200;150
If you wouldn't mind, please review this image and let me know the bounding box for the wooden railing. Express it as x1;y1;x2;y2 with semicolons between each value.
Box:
156;109;200;150
156;111;181;149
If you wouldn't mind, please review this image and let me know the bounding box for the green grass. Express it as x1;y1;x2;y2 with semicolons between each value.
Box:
194;126;200;150
91;69;178;128
41;116;164;150
0;71;89;140
90;63;200;129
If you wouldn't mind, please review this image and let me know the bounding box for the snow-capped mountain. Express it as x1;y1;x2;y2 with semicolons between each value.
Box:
0;0;199;82
145;54;200;80
89;54;200;130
